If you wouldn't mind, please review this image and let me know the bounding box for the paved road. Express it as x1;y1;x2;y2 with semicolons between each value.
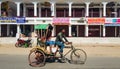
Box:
0;54;120;69
0;45;120;69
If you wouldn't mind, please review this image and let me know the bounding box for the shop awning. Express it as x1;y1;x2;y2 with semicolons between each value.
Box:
35;24;48;29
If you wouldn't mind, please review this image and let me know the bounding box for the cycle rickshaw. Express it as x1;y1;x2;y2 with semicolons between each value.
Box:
28;40;87;67
28;24;87;67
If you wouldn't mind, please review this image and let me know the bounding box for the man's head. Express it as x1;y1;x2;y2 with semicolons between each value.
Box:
60;28;65;33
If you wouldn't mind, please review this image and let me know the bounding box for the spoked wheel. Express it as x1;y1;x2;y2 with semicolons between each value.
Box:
28;49;46;67
70;49;87;64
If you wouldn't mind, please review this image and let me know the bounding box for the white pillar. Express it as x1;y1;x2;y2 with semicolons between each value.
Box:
17;25;20;34
7;25;10;36
16;2;21;17
102;2;107;17
32;2;38;17
38;3;41;17
52;25;55;37
85;25;88;37
0;25;1;36
103;25;106;37
69;25;72;37
68;2;73;17
77;25;79;37
0;2;1;16
23;3;26;17
51;2;55;17
16;25;20;38
85;2;90;17
115;26;117;37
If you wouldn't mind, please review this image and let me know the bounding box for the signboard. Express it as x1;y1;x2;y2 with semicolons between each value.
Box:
87;18;105;24
0;17;25;23
16;17;25;23
0;17;16;23
53;18;69;25
105;18;120;24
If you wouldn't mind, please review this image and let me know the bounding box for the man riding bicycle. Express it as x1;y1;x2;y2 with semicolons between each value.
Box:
55;28;69;59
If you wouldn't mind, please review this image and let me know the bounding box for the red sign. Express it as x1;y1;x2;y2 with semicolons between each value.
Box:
53;18;69;25
87;18;105;24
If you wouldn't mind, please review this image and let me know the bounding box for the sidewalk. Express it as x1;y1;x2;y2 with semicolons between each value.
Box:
0;37;120;47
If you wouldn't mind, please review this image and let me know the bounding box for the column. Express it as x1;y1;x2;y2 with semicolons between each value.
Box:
115;26;117;37
114;3;117;17
69;25;72;37
102;2;107;17
38;3;41;17
85;25;88;37
23;3;26;17
0;2;1;36
77;25;79;37
51;2;55;17
85;2;90;17
0;25;1;36
103;25;106;37
16;2;21;17
0;2;1;16
32;2;38;17
52;25;55;37
16;25;20;38
99;4;102;17
17;25;20;34
68;2;73;17
7;25;10;36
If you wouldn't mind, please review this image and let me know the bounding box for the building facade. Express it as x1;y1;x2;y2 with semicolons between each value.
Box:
0;0;120;37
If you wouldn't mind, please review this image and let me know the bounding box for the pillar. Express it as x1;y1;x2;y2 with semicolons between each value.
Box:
0;2;1;16
16;25;20;38
0;25;1;36
23;3;26;17
52;25;55;37
7;25;10;36
38;3;41;17
0;2;1;36
15;2;21;17
69;25;72;37
68;2;73;17
102;2;107;17
77;25;79;37
51;2;55;17
85;2;90;17
32;2;38;17
103;25;106;37
85;25;88;37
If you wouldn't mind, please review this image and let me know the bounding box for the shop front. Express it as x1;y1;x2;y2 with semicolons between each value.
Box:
53;18;70;37
105;18;120;37
87;18;105;37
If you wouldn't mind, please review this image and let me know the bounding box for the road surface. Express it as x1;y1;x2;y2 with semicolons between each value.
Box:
0;44;120;69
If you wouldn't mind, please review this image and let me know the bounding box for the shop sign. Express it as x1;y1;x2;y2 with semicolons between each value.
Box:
105;18;120;24
77;18;86;23
0;17;16;23
0;17;26;23
16;17;25;23
53;18;69;25
87;18;105;24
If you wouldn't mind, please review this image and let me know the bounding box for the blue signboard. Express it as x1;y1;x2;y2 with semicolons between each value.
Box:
0;17;26;23
0;17;16;23
16;17;25;23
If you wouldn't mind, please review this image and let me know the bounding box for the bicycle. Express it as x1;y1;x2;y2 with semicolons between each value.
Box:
28;42;87;67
